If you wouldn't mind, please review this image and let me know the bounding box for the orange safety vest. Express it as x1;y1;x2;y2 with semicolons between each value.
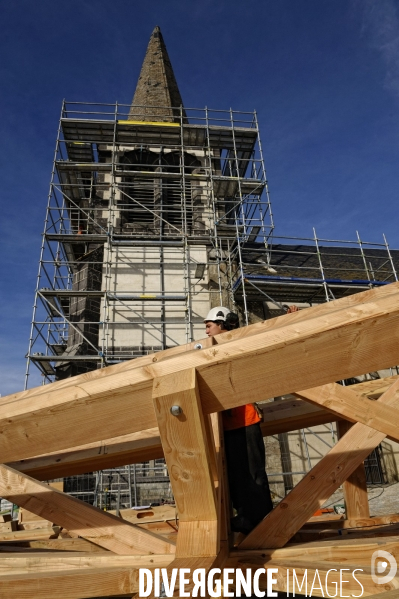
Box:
222;404;261;431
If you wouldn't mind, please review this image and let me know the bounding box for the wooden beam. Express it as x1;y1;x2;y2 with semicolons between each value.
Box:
211;280;399;347
153;369;218;557
11;399;335;480
8;534;399;574
12;381;397;483
355;374;399;399
365;588;399;599
2;336;216;407
295;381;399;443
111;505;177;525
0;537;108;552
260;397;336;436
0;552;173;574
0;465;175;556
302;513;399;530
6;398;397;487
1;283;398;464
239;377;399;549
0;527;60;543
0;566;141;599
231;534;399;566
11;386;396;484
292;522;399;542
337;420;370;519
10;428;163;480
210;412;229;545
224;558;395;597
9;282;395;409
0;555;228;599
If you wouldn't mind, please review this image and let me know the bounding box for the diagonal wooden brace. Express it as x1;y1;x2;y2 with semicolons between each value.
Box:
239;377;399;549
294;382;399;443
0;464;175;555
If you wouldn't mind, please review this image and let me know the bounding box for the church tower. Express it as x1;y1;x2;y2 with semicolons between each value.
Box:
129;26;187;123
26;26;274;505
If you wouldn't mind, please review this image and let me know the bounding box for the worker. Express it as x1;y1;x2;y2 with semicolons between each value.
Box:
283;304;299;314
204;306;274;535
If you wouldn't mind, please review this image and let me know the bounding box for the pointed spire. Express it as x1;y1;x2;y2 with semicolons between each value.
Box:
129;26;187;123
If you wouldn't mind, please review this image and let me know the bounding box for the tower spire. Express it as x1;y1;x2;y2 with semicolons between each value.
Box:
129;26;187;122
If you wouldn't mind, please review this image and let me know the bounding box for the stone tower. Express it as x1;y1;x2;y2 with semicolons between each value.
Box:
28;26;276;505
129;26;187;123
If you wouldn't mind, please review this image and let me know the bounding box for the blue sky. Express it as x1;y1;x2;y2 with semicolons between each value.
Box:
1;0;399;395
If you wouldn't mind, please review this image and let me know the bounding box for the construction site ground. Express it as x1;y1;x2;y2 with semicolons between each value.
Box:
323;481;399;516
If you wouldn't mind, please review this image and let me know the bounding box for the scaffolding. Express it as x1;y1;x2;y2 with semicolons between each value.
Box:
63;461;171;509
234;229;399;316
25;101;273;385
25;100;399;505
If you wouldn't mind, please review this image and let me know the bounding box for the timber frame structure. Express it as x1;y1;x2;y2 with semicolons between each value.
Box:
1;282;399;596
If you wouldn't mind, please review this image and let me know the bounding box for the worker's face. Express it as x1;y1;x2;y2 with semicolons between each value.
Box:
205;321;224;337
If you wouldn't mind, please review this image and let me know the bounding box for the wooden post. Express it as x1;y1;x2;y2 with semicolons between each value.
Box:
337;420;370;519
153;368;219;557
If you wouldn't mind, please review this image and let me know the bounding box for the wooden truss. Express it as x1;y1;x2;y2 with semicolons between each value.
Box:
1;282;399;597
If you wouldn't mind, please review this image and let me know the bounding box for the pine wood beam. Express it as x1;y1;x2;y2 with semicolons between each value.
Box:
260;398;336;436
292;522;399;542
0;552;173;574
0;527;60;543
224;558;394;597
0;553;228;599
0;465;175;556
0;566;140;598
111;504;177;524
153;369;218;557
10;428;163;480
0;537;108;552
9;399;334;480
11;400;333;480
211;281;399;347
294;381;399;443
239;377;399;550
337;420;370;519
10;385;397;483
16;378;395;482
5;535;398;576
232;534;399;565
2;337;216;407
355;374;399;399
210;412;229;546
366;588;399;599
8;282;394;410
1;284;398;464
302;514;399;530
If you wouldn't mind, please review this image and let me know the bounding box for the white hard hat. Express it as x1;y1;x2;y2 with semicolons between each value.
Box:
204;306;231;323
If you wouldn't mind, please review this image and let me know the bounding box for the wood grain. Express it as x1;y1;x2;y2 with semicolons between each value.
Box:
0;465;175;556
1;284;398;464
295;381;399;443
338;420;370;520
239;377;399;549
153;369;218;557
